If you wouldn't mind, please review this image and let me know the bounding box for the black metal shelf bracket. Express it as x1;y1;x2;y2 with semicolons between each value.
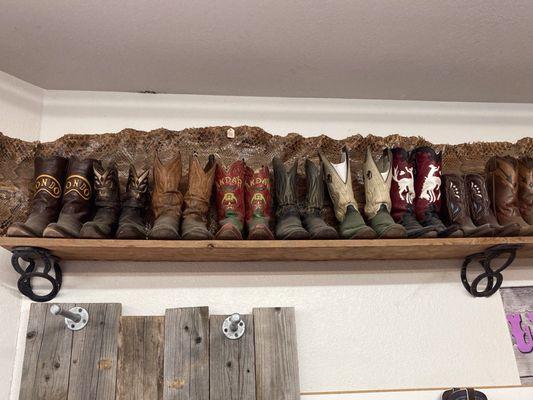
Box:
10;246;62;302
461;243;523;297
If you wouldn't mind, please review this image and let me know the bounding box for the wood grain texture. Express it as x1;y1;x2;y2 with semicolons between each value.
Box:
253;307;300;400
164;307;209;400
68;303;121;400
19;303;74;400
209;315;255;400
117;316;165;400
1;237;532;261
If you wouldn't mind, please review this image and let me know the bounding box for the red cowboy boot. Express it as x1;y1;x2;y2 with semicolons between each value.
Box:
215;160;245;240
411;147;462;237
390;148;437;237
245;165;274;240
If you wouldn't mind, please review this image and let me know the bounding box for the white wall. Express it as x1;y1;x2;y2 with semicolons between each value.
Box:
2;74;533;399
0;71;42;400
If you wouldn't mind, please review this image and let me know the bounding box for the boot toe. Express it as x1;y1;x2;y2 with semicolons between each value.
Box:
277;228;310;240
346;226;377;239
7;223;41;237
43;223;79;238
215;224;243;240
181;227;214;240
116;224;147;239
309;226;339;240
148;226;180;240
80;223;111;239
248;225;275;240
378;224;407;239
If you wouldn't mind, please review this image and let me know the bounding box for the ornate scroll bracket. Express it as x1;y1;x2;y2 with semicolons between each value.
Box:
461;243;523;297
10;246;62;302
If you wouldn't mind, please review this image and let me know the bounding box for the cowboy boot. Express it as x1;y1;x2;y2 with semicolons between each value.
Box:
80;161;121;238
464;174;520;236
486;156;533;236
442;174;494;237
411;147;462;237
390;148;437;238
215;160;245;240
302;159;338;239
181;153;216;240
318;147;376;239
272;158;309;240
7;156;68;237
43;158;94;238
517;156;533;225
245;165;275;240
148;154;183;240
116;165;149;239
363;148;407;238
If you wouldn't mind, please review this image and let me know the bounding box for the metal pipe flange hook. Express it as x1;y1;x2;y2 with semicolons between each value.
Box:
50;305;89;331
222;313;245;339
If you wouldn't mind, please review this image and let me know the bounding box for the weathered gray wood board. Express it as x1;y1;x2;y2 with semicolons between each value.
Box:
164;307;209;400
19;303;121;400
117;316;165;400
209;315;255;400
253;307;300;400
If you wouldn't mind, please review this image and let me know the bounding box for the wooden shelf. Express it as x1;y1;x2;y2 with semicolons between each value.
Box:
0;236;532;262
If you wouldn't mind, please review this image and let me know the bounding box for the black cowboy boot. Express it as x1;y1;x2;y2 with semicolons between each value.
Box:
80;161;121;238
116;165;149;239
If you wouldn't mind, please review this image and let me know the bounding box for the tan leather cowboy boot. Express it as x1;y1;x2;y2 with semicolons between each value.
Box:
148;154;183;240
181;153;216;240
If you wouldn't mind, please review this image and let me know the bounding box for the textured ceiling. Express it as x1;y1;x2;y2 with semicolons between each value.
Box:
1;1;532;102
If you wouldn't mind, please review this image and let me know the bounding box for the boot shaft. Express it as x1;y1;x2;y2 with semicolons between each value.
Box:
318;146;358;223
61;158;95;214
411;146;443;220
363;147;393;219
93;160;120;207
123;165;150;209
304;159;325;211
485;156;522;218
464;173;499;226
390;148;416;222
517;156;533;223
183;153;216;218
215;160;245;223
31;156;68;213
152;154;183;219
442;174;470;224
272;157;298;208
245;165;272;222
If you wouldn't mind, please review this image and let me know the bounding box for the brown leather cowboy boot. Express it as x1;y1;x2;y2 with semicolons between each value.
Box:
148;154;183;240
319;147;376;239
215;160;245;240
411;147;462;237
272;158;310;240
7;156;68;237
43;158;94;238
486;156;533;235
390;148;437;238
181;153;216;240
302;159;338;239
363;148;407;238
80;161;121;238
116;165;150;239
517;156;533;225
464;173;520;236
442;174;493;237
245;165;274;240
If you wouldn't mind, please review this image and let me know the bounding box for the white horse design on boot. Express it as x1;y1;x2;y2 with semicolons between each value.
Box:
420;164;441;202
392;166;415;204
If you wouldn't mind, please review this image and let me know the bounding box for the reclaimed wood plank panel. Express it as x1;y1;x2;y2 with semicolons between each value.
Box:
164;307;209;400
117;316;164;400
1;237;532;261
67;303;121;400
19;303;58;400
209;315;255;400
29;303;74;400
253;307;300;400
